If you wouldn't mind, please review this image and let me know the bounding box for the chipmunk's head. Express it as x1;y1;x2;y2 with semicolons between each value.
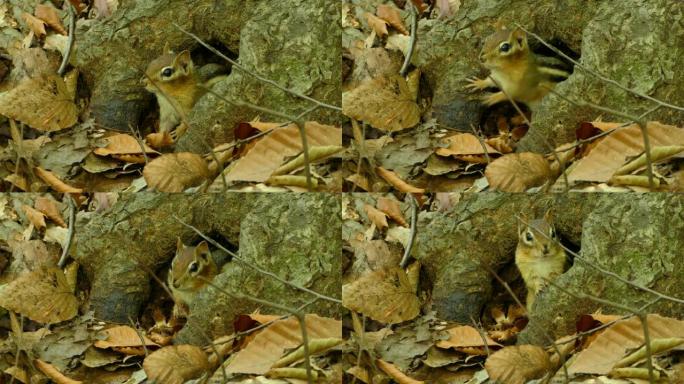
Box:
168;238;216;292
141;45;195;93
480;27;529;70
518;210;558;257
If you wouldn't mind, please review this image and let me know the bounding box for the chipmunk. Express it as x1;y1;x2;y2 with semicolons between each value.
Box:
515;210;566;311
168;238;228;318
466;27;571;109
142;45;226;137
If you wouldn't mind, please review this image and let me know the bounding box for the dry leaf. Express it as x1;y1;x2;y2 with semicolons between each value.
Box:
94;325;158;349
485;345;550;384
0;75;77;131
272;338;343;368
35;4;66;35
436;133;500;157
35;359;82;384
364;204;388;230
569;314;684;375
143;345;209;384
0;267;78;324
569;122;684;183
220;122;341;184
485;153;551;192
377;197;407;226
225;314;341;375
94;134;158;156
35;197;66;227
376;359;424;384
436;325;502;349
377;5;408;34
143;153;210;192
22;205;46;230
343;76;420;132
34;167;83;194
376;167;425;194
365;13;388;37
342;267;420;324
22;12;46;37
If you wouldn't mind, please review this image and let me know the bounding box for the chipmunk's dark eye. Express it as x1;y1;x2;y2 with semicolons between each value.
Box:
550;228;556;238
499;42;511;53
161;67;174;77
188;262;199;274
525;232;533;242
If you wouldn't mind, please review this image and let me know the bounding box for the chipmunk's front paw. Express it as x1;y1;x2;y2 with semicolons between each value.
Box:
464;77;486;91
481;92;507;106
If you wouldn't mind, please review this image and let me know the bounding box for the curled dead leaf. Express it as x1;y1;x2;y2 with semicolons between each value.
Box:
485;152;550;192
365;12;388;36
377;4;408;34
143;345;209;384
143;153;210;192
35;4;66;35
34;167;83;194
485;345;550;384
35;197;66;227
364;204;388;230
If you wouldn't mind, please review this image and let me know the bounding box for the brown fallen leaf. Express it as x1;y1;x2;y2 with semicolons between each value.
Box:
35;197;66;227
35;359;82;384
143;345;209;384
376;359;425;384
34;167;83;194
485;153;551;192
376;167;425;194
0;267;78;324
22;12;46;37
364;204;389;230
366;12;388;37
0;75;77;131
377;4;408;34
342;267;420;324
436;133;500;157
94;133;159;156
436;325;502;350
343;76;420;132
485;345;550;384
94;325;158;349
22;205;46;230
35;4;66;35
377;197;407;227
146;131;175;149
143;153;210;192
219;121;341;184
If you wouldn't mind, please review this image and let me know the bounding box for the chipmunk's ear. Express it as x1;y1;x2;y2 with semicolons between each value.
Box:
195;240;210;258
510;27;526;47
543;208;553;223
163;42;173;55
174;50;193;74
176;237;184;251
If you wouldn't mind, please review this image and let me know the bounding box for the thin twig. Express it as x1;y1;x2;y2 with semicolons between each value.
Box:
516;23;684;113
399;3;418;77
200;86;313;191
399;194;418;269
173;217;342;304
57;3;76;76
173;23;341;112
57;195;76;268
